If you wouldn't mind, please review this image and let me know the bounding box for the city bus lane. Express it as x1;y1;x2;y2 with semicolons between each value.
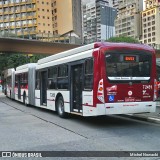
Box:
0;95;160;152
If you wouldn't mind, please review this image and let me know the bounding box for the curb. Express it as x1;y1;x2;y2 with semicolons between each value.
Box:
123;114;160;124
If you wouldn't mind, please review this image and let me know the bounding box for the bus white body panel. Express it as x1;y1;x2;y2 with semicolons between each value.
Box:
15;63;37;105
82;91;93;107
35;90;70;112
83;102;156;116
15;88;28;104
36;50;93;70
15;67;29;103
35;90;40;106
47;90;70;112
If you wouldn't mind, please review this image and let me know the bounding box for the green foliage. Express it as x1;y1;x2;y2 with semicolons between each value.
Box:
106;36;139;43
0;53;47;74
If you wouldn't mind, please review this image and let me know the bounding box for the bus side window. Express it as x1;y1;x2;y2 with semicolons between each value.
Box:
57;65;68;89
48;67;57;89
84;58;93;90
36;71;40;89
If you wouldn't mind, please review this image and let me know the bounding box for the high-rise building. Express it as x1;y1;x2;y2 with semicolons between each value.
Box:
52;0;82;43
115;0;144;39
0;0;82;44
0;0;37;38
141;0;160;48
82;0;117;44
112;0;118;9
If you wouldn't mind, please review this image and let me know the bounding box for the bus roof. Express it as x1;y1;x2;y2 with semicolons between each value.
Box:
37;42;154;65
16;63;37;71
37;43;96;65
3;68;15;78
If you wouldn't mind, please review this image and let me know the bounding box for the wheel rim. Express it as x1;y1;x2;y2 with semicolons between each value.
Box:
58;100;64;115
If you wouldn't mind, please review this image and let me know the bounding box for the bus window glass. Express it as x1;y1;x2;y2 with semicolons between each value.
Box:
48;67;57;89
105;51;152;82
36;71;40;89
84;58;93;89
85;58;93;74
21;72;28;88
57;65;68;89
58;65;68;77
6;76;11;87
15;75;18;87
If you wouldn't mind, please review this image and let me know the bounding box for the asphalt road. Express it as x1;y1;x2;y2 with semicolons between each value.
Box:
0;95;160;160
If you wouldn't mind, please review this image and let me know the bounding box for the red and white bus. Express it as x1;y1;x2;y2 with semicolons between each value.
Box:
3;68;15;99
4;42;157;118
34;42;157;117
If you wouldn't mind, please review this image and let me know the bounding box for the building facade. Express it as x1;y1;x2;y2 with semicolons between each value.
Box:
141;0;160;48
0;0;37;38
0;0;82;44
112;0;118;9
115;0;143;39
82;0;117;44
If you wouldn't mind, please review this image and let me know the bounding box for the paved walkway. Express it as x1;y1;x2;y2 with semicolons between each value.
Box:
130;102;160;124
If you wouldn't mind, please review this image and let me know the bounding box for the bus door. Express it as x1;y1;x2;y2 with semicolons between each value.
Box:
40;71;47;106
71;63;83;113
18;75;21;99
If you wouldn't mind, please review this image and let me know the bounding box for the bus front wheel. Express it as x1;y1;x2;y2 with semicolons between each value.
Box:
57;96;67;118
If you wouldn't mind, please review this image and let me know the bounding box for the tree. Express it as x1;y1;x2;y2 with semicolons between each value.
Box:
0;53;47;74
106;36;139;43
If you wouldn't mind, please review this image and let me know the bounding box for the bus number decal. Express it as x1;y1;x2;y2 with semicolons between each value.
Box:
50;93;55;97
143;85;152;90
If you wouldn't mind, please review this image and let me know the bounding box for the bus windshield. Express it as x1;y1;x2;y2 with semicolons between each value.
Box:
105;50;152;82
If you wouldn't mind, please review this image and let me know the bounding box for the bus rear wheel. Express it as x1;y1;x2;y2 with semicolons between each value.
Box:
57;96;67;118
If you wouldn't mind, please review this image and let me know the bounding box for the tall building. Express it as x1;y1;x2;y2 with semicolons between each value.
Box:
141;0;160;48
52;0;82;43
82;0;117;44
0;0;37;38
112;0;118;9
0;0;82;44
115;0;144;39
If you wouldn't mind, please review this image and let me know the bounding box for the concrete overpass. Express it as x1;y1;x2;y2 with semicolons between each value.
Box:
0;37;81;55
1;37;160;57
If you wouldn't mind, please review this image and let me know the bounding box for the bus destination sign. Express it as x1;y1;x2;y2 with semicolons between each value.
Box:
123;56;136;62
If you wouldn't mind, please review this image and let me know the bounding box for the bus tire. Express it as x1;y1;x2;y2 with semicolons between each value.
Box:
57;96;67;118
10;90;11;99
4;89;7;95
23;93;27;106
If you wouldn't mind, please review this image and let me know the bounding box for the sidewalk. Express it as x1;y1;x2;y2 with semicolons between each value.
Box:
126;102;160;124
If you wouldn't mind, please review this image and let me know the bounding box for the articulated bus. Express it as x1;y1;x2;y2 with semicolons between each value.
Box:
14;63;36;105
4;42;157;117
3;68;15;99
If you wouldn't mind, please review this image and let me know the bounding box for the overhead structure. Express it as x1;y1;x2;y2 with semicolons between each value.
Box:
0;37;81;55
